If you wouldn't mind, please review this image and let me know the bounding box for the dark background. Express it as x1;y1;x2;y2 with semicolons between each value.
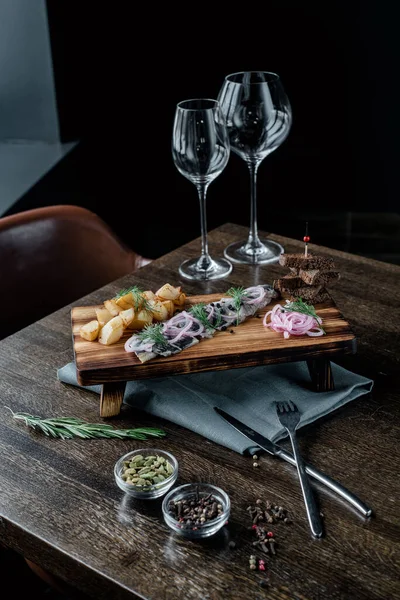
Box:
10;1;400;261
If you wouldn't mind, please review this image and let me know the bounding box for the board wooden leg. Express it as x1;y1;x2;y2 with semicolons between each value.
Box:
100;381;126;417
307;359;335;392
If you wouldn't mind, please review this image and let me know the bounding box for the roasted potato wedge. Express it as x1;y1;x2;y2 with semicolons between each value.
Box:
82;283;186;344
142;290;156;302
115;292;134;310
80;320;100;341
129;309;153;330
120;307;134;328
161;300;175;319
148;299;169;322
174;292;186;308
104;299;123;316
155;283;181;301
98;316;124;345
95;307;113;328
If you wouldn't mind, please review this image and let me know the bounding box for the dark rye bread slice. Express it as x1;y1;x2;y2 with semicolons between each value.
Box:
281;286;332;303
273;274;304;291
299;269;340;286
279;253;335;271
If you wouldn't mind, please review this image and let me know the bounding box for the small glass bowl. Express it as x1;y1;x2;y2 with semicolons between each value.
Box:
114;448;178;500
162;483;230;539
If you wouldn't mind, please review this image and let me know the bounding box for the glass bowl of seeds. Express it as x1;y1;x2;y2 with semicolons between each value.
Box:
114;448;178;499
162;483;230;539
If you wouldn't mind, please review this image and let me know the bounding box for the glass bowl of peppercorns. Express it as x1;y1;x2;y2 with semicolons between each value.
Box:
114;448;178;499
162;483;230;538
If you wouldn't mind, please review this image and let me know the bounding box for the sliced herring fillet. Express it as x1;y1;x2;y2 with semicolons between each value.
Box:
125;284;277;363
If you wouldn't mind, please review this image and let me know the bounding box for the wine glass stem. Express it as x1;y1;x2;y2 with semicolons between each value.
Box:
247;161;262;249
196;183;212;270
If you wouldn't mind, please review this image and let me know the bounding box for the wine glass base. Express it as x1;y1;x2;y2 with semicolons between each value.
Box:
179;257;232;281
224;239;284;265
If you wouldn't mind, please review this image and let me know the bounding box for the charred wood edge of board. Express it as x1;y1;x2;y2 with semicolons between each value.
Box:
75;337;357;386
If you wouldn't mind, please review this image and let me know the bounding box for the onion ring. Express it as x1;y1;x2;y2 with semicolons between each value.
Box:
263;304;324;338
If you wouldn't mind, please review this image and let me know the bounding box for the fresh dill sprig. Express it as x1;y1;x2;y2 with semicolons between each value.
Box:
226;286;248;325
189;302;220;330
5;408;166;441
114;285;139;299
283;297;326;334
137;323;169;347
226;286;248;311
189;303;212;328
114;285;152;312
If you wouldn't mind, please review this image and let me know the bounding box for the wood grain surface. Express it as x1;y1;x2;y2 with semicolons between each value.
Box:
0;223;399;600
72;294;356;385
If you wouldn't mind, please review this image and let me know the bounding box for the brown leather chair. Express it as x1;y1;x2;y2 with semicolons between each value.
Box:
0;205;151;340
0;205;151;596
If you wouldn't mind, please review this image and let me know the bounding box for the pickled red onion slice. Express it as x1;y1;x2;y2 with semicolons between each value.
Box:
242;285;266;306
263;304;324;338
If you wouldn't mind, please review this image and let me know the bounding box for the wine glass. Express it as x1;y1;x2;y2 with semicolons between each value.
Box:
217;71;292;264
172;98;232;280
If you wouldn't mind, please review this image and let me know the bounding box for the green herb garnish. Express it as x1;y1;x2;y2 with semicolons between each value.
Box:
226;286;248;325
283;297;326;334
114;285;139;299
114;285;152;311
189;302;222;330
137;323;169;348
189;303;213;329
6;408;166;440
226;286;248;311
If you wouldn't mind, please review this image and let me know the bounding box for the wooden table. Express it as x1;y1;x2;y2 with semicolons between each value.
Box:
0;223;399;600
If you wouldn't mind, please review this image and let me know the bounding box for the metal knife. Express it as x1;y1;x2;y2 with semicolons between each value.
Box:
214;407;372;518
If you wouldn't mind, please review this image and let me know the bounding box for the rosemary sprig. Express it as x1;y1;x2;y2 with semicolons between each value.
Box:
6;408;166;440
137;323;169;348
283;298;326;334
114;285;152;312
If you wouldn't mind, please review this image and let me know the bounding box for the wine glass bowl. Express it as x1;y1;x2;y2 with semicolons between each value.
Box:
218;71;292;264
172;99;232;280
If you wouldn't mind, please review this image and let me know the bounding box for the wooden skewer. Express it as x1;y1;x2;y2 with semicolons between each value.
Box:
303;222;310;257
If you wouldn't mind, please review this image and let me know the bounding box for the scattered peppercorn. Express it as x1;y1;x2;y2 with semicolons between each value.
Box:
167;488;224;530
268;538;276;555
229;329;235;334
246;498;292;527
249;555;257;570
253;462;259;468
253;455;259;461
228;541;236;549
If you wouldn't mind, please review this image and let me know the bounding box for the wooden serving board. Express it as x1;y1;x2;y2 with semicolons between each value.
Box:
71;294;356;416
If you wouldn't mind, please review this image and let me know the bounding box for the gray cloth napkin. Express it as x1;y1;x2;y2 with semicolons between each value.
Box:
57;361;373;455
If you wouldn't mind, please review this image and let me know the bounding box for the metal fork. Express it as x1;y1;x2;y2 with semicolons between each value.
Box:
275;400;324;538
